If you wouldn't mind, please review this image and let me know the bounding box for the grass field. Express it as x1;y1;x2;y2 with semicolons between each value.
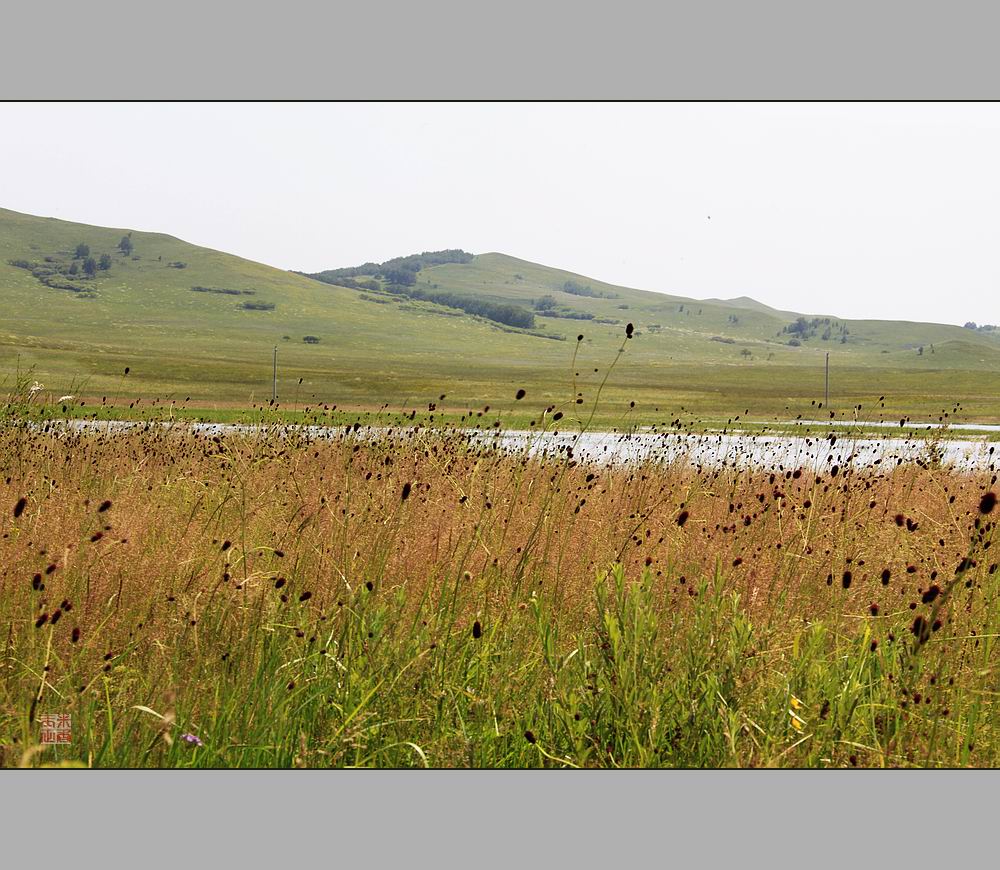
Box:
3;363;1000;768
5;208;1000;768
5;206;1000;425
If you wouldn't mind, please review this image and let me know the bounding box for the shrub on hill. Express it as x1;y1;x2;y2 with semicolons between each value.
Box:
191;286;256;296
537;309;595;320
381;267;417;286
561;279;619;299
402;288;535;329
781;316;848;342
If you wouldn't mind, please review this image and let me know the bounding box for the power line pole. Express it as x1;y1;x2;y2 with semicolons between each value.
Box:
825;351;830;409
272;346;277;403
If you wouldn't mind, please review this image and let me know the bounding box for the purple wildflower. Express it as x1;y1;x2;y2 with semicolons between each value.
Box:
180;733;204;748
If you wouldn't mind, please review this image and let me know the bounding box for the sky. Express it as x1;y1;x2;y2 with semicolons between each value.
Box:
2;102;998;326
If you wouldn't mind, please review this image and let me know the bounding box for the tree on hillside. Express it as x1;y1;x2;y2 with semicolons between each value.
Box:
74;243;90;259
83;257;98;277
68;262;79;275
119;234;133;256
381;267;416;286
99;253;112;270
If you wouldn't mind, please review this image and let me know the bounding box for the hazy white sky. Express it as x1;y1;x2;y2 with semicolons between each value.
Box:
2;102;998;325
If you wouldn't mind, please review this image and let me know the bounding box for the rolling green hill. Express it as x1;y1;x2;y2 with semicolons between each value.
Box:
4;206;1000;423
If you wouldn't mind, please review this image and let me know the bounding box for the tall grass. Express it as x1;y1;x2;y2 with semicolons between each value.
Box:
1;344;998;767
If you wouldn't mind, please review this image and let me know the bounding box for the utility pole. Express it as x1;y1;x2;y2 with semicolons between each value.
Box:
272;346;277;403
825;352;830;409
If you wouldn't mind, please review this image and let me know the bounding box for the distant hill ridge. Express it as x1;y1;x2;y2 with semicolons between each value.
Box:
4;205;1000;419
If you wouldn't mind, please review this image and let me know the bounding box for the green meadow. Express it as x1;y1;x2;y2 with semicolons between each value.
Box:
3;206;1000;427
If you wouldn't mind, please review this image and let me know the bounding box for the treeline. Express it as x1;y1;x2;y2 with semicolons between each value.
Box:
533;294;594;320
781;316;849;343
561;279;619;299
306;249;474;287
303;248;536;329
9;258;94;295
537;309;594;321
327;276;381;291
191;286;256;296
392;286;535;329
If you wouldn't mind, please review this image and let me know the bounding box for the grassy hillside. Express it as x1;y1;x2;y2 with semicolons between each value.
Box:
4;206;1000;424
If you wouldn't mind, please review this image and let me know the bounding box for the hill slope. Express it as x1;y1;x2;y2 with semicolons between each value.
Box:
4;206;1000;422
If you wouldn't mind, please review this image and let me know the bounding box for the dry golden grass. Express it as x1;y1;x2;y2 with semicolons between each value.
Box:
2;420;998;767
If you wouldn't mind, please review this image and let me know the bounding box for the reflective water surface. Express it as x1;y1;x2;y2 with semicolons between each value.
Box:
32;418;1000;472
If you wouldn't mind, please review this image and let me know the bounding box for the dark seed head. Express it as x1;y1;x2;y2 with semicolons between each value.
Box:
298;591;312;602
274;577;286;589
921;584;941;604
97;500;112;513
472;620;482;639
980;492;997;514
881;568;891;585
524;730;537;744
515;389;526;400
625;323;634;338
13;497;27;519
401;482;412;501
221;540;232;551
842;570;852;589
676;510;689;527
71;627;80;643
